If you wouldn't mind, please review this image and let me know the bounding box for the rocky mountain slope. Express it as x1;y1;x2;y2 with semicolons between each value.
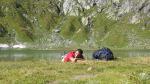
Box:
0;0;150;49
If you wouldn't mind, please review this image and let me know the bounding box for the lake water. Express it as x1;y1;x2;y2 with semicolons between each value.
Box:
0;49;150;61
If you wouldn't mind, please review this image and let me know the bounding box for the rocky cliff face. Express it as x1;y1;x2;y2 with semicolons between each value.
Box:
63;0;150;23
0;0;150;49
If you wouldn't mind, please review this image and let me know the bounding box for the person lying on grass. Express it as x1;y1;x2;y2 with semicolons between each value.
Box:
62;49;85;63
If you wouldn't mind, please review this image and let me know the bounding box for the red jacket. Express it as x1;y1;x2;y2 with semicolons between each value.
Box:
64;51;75;62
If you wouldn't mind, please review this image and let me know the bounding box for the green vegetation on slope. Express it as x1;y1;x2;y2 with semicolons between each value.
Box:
0;0;150;49
0;0;62;42
61;16;88;42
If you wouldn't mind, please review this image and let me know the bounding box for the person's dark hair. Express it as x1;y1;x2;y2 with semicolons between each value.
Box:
76;49;83;54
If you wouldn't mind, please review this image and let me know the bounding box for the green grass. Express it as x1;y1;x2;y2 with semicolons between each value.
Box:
0;57;149;84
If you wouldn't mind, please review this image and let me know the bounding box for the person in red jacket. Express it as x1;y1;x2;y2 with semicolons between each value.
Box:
62;49;84;62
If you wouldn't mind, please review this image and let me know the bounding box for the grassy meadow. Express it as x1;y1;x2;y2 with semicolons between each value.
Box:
0;57;149;84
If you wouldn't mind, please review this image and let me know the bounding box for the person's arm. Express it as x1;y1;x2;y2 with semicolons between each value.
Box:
70;57;77;62
75;58;84;60
70;57;85;63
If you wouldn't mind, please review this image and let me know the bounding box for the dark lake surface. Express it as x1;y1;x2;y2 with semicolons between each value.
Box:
0;49;150;61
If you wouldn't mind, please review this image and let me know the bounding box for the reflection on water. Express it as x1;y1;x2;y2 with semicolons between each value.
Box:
0;50;65;61
0;49;150;61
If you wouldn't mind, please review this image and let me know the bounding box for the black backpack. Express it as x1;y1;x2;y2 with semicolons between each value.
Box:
92;47;114;61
